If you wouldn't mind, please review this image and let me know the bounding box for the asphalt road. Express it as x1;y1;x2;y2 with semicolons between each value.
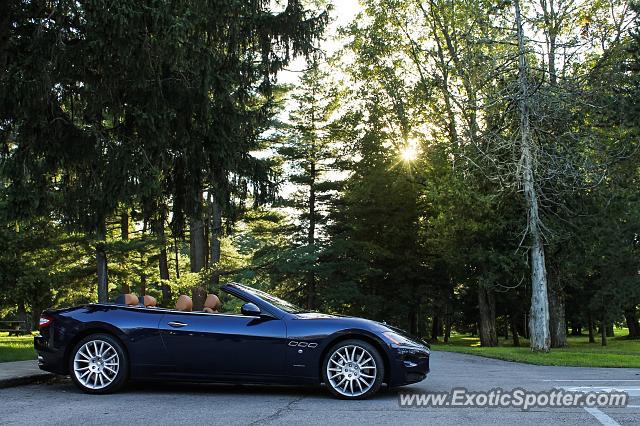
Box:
1;351;639;426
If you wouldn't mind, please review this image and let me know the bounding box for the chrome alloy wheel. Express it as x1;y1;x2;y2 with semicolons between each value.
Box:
73;339;120;390
326;344;377;397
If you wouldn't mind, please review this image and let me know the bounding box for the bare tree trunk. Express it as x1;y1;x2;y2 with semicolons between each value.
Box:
588;312;596;343
190;196;206;310
601;316;607;346
515;0;551;352
478;284;498;346
17;303;29;330
510;313;521;347
156;207;171;305
540;0;558;85
120;212;130;294
140;274;146;296
624;308;640;339
548;287;567;347
120;212;129;240
210;195;222;288
30;296;40;331
444;289;453;343
306;156;317;310
174;235;180;279
138;221;148;296
204;219;210;269
408;307;418;336
606;323;614;338
430;314;440;343
96;217;108;303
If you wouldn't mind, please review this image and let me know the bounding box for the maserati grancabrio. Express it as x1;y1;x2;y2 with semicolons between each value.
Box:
34;283;429;399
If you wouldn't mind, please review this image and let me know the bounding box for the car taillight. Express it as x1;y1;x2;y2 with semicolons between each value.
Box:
39;315;53;329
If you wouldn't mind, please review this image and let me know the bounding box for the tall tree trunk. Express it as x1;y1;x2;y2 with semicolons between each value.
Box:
548;287;567;347
601;317;607;346
30;298;40;331
408;307;418;336
156;207;171;305
210;195;222;289
444;318;451;343
606;323;614;338
510;313;521;347
430;314;440;343
204;220;210;269
189;196;206;310
96;217;108;303
541;0;558;85
624;308;640;339
174;235;180;279
139;220;148;296
515;0;551;352
306;158;317;310
588;312;596;343
120;212;129;239
140;274;146;296
478;284;498;347
444;289;453;343
17;303;29;330
120;211;131;294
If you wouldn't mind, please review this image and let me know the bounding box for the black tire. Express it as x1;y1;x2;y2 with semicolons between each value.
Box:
68;333;128;394
322;339;384;400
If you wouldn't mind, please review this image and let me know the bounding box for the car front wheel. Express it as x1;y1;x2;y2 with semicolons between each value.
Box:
322;339;384;399
69;333;128;394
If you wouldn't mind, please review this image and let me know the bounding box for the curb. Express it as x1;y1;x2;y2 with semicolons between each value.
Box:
0;372;55;389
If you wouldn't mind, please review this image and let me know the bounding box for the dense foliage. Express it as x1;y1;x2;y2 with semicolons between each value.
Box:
1;0;638;351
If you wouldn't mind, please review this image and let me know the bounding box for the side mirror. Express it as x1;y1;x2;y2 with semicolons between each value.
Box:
241;302;261;317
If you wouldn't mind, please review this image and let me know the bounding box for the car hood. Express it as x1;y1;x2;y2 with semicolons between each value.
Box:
294;312;426;344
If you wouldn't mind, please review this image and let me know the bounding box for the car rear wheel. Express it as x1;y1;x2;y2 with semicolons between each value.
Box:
69;333;128;394
322;339;384;399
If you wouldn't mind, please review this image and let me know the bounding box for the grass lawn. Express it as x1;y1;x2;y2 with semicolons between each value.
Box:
0;332;37;363
431;328;640;368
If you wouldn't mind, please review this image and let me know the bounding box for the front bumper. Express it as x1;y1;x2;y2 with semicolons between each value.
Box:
387;346;430;386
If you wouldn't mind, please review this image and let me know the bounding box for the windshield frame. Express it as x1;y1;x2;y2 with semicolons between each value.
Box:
225;283;305;314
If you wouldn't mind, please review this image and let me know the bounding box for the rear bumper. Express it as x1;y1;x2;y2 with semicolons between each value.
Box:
387;346;430;386
34;335;66;375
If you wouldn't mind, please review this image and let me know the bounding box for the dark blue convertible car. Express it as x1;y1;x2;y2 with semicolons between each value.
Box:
35;282;429;399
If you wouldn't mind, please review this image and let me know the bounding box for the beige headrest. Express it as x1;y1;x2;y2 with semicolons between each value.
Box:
203;294;221;312
143;295;157;308
175;295;193;312
203;307;215;314
124;294;139;306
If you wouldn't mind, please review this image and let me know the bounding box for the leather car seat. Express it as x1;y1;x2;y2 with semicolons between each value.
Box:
175;295;193;312
124;293;139;306
143;295;157;308
203;294;221;313
114;294;139;305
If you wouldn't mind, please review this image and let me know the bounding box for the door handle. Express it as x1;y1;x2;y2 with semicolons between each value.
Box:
168;321;188;328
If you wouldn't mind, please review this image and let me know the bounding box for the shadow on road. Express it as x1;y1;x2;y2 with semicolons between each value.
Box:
50;376;400;399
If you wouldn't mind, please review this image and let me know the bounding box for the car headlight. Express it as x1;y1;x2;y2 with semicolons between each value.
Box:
383;331;421;347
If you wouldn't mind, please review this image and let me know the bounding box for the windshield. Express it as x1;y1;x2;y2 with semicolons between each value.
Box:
233;284;305;313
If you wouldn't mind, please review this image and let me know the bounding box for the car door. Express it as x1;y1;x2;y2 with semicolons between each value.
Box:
158;311;287;380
